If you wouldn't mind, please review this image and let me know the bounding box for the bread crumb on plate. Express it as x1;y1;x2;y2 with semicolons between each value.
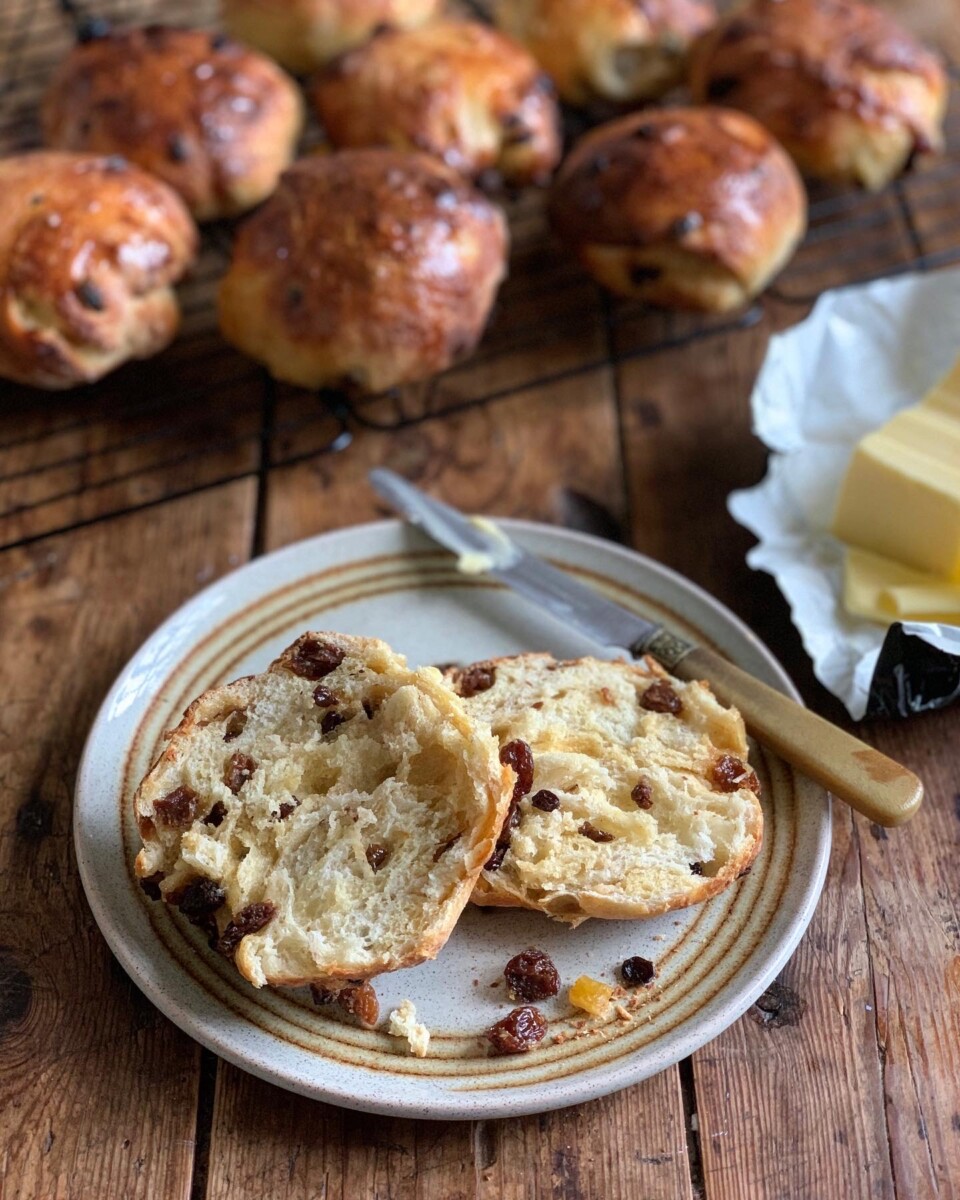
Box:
388;999;430;1057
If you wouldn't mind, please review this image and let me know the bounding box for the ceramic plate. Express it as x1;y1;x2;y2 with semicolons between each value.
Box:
74;519;831;1119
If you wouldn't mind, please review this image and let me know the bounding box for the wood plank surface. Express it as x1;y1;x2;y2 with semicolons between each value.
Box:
0;481;256;1200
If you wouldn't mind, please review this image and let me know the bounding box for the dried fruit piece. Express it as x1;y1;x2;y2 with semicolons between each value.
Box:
321;711;346;734
154;785;200;827
223;710;247;742
204;800;227;827
337;981;379;1027
278;797;300;820
711;754;760;794
310;984;337;1006
216;902;277;958
456;665;495;697
640;680;683;715
531;789;560;812
288;637;345;680
631;780;653;809
178;877;226;926
579;821;614;843
501;739;534;802
690;861;704;876
366;843;389;871
485;1006;547;1054
569;975;614;1016
505;948;560;1001
621;956;656;987
223;752;257;795
312;685;337;707
485;843;508;872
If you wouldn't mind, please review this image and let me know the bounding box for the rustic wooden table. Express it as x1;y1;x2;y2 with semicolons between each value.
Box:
1;2;958;1197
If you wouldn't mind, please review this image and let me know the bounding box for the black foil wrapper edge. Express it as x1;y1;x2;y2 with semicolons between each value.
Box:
865;623;960;719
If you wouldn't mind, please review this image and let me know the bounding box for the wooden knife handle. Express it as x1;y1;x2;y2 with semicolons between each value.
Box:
671;645;923;827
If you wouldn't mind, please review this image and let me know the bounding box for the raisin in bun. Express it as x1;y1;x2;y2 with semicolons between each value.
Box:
548;107;807;313
688;0;947;191
448;654;763;925
311;21;561;185
495;0;716;106
218;150;508;392
135;633;511;989
0;152;197;390
41;25;304;221
221;0;442;73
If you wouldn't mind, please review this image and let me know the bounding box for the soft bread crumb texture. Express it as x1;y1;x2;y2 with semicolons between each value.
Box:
135;633;510;988
388;998;431;1057
449;654;763;923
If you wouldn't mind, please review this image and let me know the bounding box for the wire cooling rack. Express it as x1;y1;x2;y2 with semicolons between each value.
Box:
0;0;958;553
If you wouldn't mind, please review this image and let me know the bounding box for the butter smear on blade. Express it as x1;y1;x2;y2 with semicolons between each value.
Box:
832;356;960;615
456;516;517;576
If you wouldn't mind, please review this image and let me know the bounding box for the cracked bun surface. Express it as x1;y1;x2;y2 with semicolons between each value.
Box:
548;106;807;312
220;0;444;73
688;0;947;190
448;653;763;924
495;0;716;106
0;152;197;390
311;20;562;185
41;25;304;221
135;633;512;989
218;149;509;392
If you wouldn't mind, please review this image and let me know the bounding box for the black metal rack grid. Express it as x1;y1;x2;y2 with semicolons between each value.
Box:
0;0;958;554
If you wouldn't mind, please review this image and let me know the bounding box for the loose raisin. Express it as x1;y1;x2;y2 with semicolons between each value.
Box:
337;982;379;1027
456;665;495;697
139;873;164;901
278;797;300;820
310;984;337;1006
223;710;247;742
178;878;226;927
204;800;227;827
505;948;560;1001
631;781;653;809
321;711;346;734
711;754;758;793
690;861;704;876
288;637;345;680
154;785;200;827
579;821;615;843
223;752;257;794
485;1006;547;1055
621;956;656;987
366;843;389;871
531;789;560;812
216;902;276;958
433;832;461;862
312;686;337;707
640;680;682;715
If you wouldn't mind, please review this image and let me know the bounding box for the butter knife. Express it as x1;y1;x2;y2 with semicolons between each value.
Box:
370;468;923;827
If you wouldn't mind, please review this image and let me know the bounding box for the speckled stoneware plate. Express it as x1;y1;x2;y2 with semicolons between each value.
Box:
74;519;831;1119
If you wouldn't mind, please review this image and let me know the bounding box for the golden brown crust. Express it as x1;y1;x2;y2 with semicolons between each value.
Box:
221;0;444;73
218;150;508;392
688;0;947;189
548;106;806;312
0;152;197;390
496;0;716;105
41;25;304;221
311;21;561;185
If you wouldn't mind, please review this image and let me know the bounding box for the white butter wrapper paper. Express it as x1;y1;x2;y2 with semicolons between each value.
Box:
728;268;960;720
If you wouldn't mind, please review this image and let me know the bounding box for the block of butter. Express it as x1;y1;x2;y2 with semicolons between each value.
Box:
832;358;960;582
843;547;960;624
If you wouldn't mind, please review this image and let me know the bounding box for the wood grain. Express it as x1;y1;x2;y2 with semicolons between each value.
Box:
0;480;256;1200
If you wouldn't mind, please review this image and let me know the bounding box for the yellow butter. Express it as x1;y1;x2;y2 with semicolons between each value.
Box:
843;548;960;624
831;358;960;582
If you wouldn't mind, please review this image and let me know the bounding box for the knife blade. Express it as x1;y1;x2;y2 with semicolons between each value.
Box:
368;468;692;667
369;467;924;827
